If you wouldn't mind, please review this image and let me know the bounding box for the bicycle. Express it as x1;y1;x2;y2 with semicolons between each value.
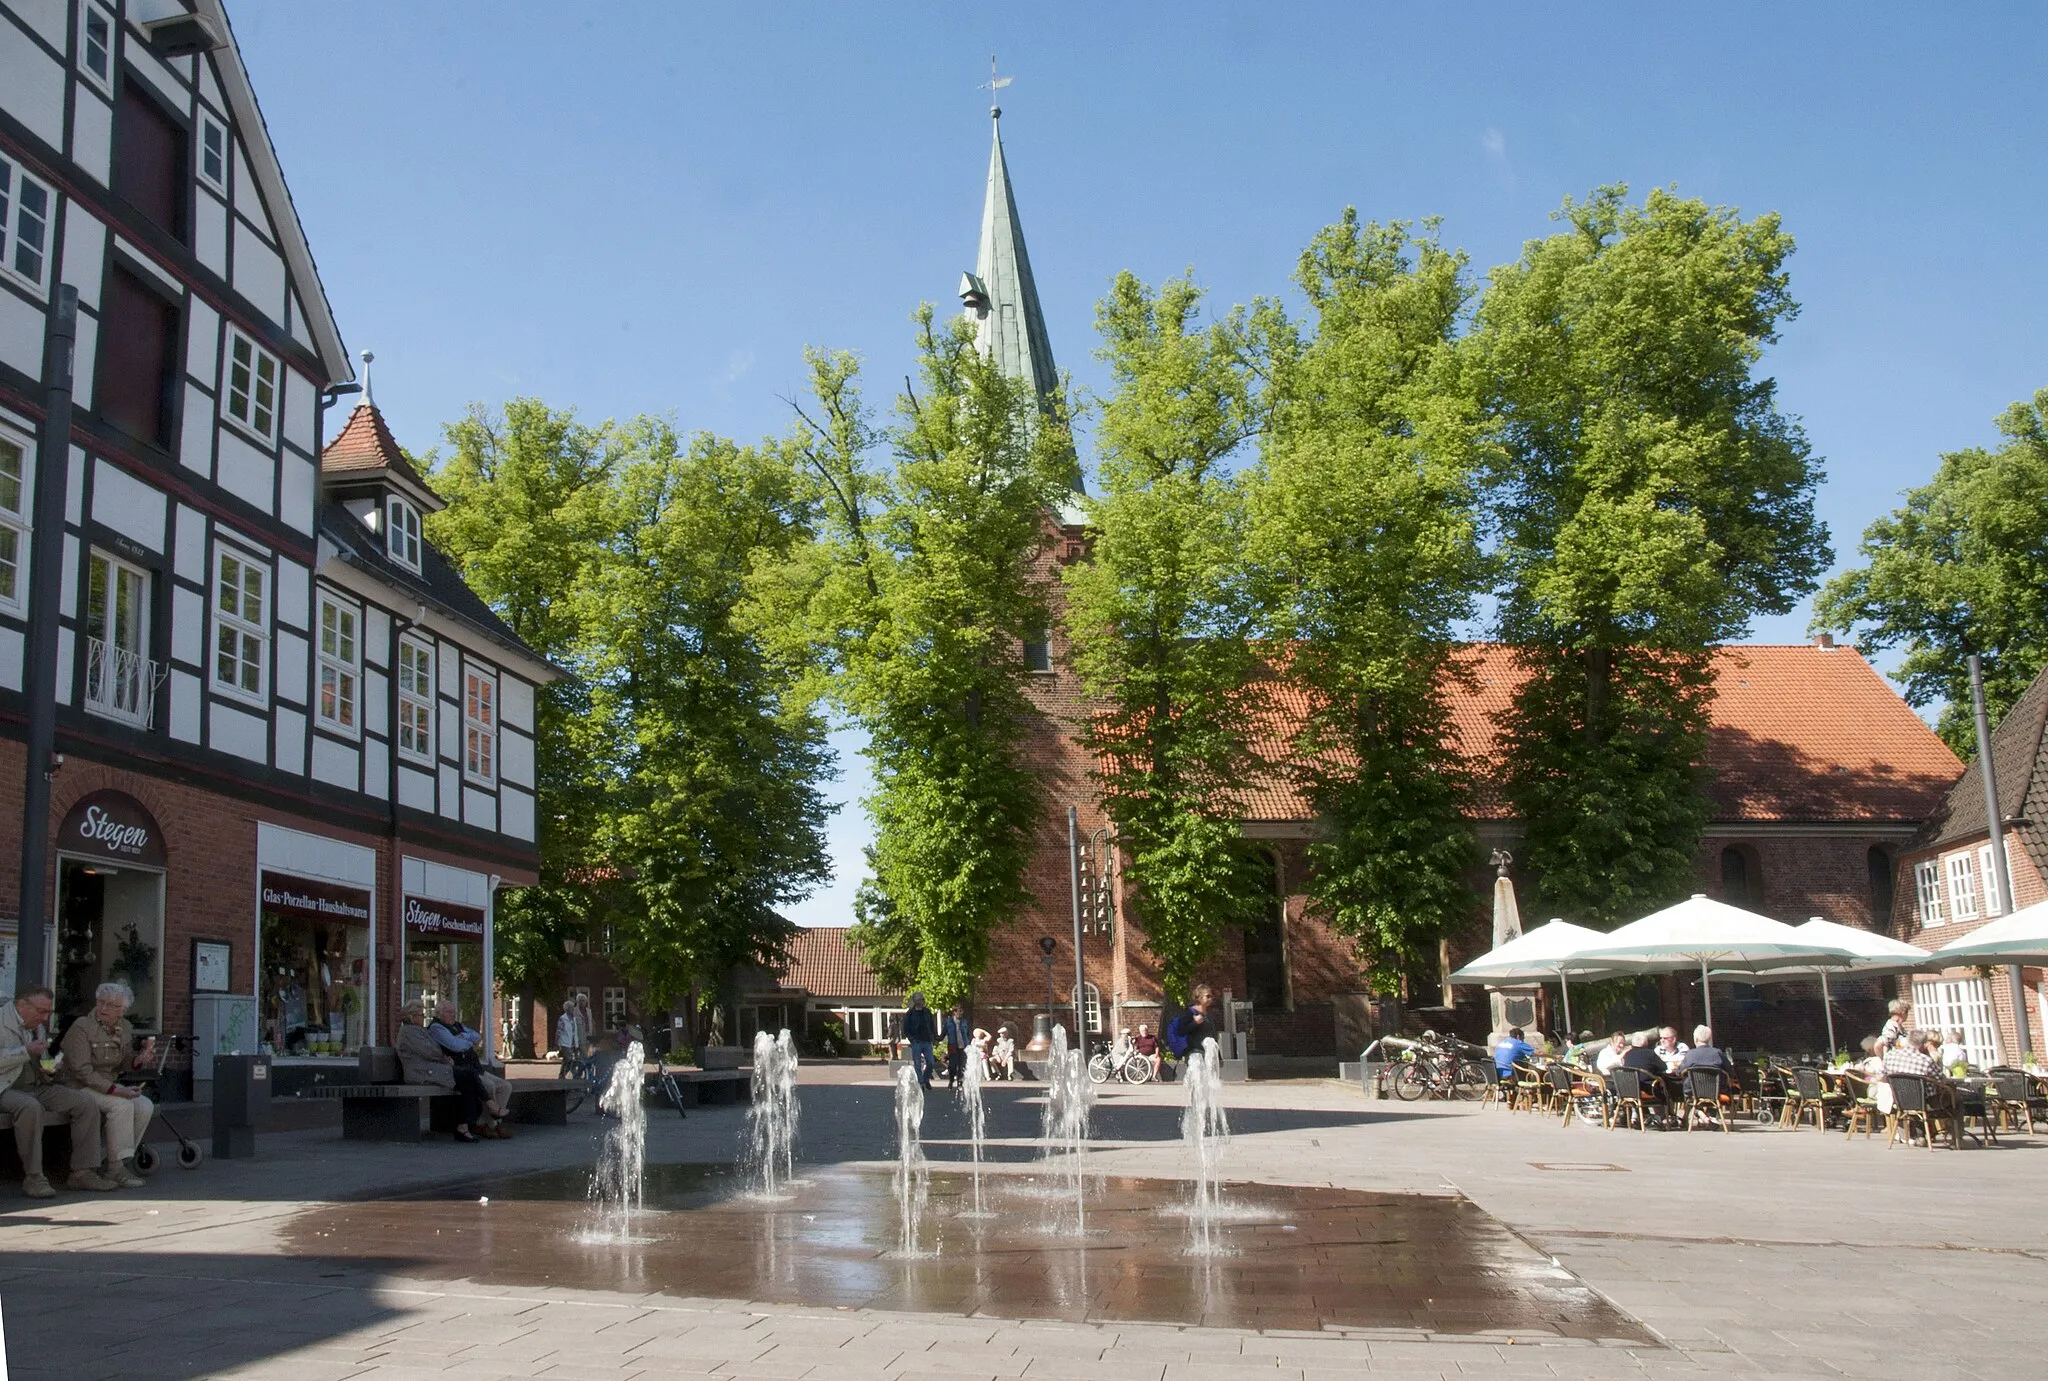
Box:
1087;1042;1155;1085
1391;1033;1493;1101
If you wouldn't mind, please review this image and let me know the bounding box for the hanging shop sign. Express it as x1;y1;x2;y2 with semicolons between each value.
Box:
260;872;373;924
404;896;486;941
58;790;167;867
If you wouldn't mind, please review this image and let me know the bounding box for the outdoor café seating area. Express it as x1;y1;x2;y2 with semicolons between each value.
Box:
1407;890;2048;1150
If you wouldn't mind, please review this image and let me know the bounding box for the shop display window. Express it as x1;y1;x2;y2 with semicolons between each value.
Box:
257;872;372;1056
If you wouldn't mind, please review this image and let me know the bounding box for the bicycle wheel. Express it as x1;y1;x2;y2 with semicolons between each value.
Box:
1087;1052;1113;1084
1392;1060;1430;1101
1451;1059;1491;1101
1122;1052;1152;1085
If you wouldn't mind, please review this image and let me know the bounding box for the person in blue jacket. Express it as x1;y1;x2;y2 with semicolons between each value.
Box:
1164;985;1216;1072
1494;1026;1535;1078
901;993;938;1089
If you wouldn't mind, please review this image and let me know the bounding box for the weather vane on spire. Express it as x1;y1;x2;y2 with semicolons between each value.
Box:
980;53;1012;118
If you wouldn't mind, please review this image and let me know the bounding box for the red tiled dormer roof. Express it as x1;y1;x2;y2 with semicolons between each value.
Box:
1232;643;1960;826
775;927;892;1000
322;403;442;510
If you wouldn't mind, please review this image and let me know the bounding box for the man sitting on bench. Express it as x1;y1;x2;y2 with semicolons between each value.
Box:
395;1001;499;1142
431;1001;512;1140
1;985;106;1195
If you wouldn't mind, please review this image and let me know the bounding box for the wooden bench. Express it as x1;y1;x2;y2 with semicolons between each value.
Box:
660;1069;750;1107
309;1048;571;1140
0;1105;83;1176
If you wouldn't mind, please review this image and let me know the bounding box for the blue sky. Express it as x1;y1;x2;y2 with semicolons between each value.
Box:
232;3;2046;927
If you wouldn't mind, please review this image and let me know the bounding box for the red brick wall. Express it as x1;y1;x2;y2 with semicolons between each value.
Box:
1893;828;2047;1064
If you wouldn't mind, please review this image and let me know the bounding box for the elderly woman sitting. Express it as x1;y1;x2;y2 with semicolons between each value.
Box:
395;1000;505;1141
55;982;157;1188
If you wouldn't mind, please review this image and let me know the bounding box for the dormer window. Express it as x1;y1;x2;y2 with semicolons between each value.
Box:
386;498;422;571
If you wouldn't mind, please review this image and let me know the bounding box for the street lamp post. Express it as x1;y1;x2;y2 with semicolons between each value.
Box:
1037;936;1057;1055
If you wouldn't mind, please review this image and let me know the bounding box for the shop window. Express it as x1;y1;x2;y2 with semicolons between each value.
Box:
1945;852;1979;921
211;545;267;700
1912;976;2000;1068
100;266;180;446
83;549;154;726
115;76;189;242
316;594;360;732
258;871;371;1056
0;154;55;294
396;636;434;761
223;330;279;443
1914;860;1943;928
386;498;422;571
0;427;30;614
464;662;497;784
56;861;166;1033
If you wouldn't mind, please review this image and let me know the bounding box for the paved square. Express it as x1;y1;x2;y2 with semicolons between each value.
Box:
3;1073;2044;1379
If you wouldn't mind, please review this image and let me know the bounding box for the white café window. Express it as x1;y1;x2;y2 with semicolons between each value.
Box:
78;0;115;94
1072;982;1103;1035
1912;976;2001;1069
1945;852;1979;922
317;594;360;733
386;498;422;571
1914;860;1943;928
223;330;280;442
1978;842;2015;917
396;636;434;761
0;154;55;294
84;549;153;725
212;545;268;700
197;114;228;194
0;428;30;614
602;987;627;1028
464;662;497;784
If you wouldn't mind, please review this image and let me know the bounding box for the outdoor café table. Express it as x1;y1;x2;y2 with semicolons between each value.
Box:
1947;1076;1998;1149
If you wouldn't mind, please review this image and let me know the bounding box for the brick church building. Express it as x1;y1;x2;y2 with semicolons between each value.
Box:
951;107;1965;1063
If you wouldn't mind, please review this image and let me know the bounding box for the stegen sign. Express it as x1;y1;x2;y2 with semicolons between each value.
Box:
59;791;167;867
404;896;486;941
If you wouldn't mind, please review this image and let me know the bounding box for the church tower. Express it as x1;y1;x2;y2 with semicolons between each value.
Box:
958;103;1061;417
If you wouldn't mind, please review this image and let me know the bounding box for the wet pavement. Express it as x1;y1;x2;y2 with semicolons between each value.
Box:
284;1162;1651;1340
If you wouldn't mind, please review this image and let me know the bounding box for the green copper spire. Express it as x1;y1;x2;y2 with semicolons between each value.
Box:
961;107;1059;415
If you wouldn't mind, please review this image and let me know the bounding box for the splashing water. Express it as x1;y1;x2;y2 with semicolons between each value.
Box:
957;1040;991;1218
583;1040;647;1242
1183;1035;1232;1256
745;1028;801;1197
1038;1024;1095;1234
892;1065;929;1256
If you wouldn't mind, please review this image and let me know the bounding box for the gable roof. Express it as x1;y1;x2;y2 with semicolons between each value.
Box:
773;927;891;1000
1917;659;2048;870
1233;642;1960;827
322;403;443;510
195;0;352;385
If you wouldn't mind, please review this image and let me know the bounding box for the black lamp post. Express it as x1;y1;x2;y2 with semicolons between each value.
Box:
1038;935;1057;1027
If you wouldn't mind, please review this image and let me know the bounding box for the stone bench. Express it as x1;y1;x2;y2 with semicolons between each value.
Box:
658;1069;750;1107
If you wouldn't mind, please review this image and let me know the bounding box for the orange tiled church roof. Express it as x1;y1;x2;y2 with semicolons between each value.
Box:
1233;642;1960;825
776;927;890;999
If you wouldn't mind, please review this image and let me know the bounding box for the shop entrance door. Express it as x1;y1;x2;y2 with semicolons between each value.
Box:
56;859;168;1033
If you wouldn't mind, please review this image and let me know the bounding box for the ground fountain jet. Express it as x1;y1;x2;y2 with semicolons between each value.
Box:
1183;1035;1232;1255
1038;1024;1095;1233
957;1038;990;1218
892;1065;929;1256
584;1039;648;1242
745;1028;801;1197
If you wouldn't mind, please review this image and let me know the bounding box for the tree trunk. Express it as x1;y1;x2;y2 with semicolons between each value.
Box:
1584;645;1612;748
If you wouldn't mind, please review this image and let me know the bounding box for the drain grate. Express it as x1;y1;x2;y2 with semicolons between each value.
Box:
1528;1162;1630;1173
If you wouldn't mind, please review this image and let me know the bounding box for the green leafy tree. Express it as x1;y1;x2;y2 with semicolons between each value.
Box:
1065;272;1284;997
429;401;619;1052
748;310;1073;1003
1470;187;1829;925
1246;212;1486;988
1814;389;2048;752
584;424;833;1028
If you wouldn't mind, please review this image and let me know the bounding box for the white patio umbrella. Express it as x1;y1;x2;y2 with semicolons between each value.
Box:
1447;918;1633;1037
1931;898;2048;968
1711;917;1934;1055
1570;895;1857;1029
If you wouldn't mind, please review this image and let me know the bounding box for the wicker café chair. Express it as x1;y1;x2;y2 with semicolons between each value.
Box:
1682;1067;1735;1133
1784;1066;1844;1133
1987;1068;2038;1133
1838;1071;1882;1140
1884;1073;1946;1150
1511;1061;1548;1114
1608;1066;1657;1131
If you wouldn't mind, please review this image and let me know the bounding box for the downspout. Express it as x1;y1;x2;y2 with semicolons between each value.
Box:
385;607;417;1048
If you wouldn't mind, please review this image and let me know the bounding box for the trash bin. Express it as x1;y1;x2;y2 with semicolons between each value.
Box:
211;1053;271;1159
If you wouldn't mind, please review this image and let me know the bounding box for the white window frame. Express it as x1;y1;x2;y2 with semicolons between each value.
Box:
1914;860;1943;929
463;661;498;785
0;153;56;296
82;548;153;726
77;0;116;96
316;592;361;736
1945;851;1979;922
396;635;435;763
602;987;627;1028
386;498;422;572
196;113;228;195
1977;842;2016;918
210;543;268;703
1912;976;2001;1069
222;328;280;444
1072;982;1103;1035
0;424;32;615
